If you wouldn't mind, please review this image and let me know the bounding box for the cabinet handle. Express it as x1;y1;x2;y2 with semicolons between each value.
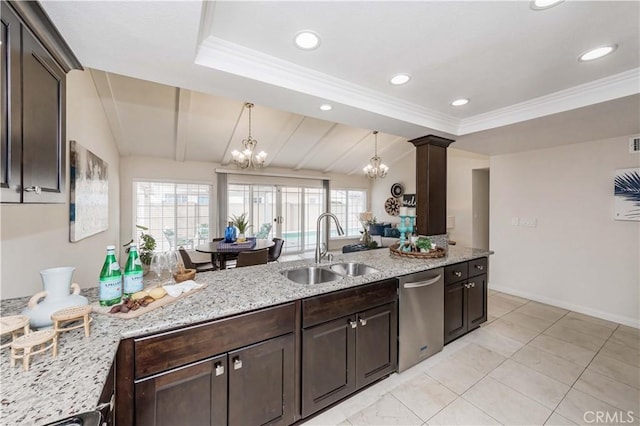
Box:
469;282;476;288
24;186;41;195
215;363;225;376
359;318;367;326
464;283;469;289
349;320;357;329
475;265;484;270
233;358;242;370
453;271;462;277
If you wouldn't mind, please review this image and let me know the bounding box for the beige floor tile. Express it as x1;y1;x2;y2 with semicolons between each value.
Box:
573;369;640;413
554;316;616;340
426;397;500;426
515;301;568;322
511;345;585;386
427;356;487;395
500;310;556;334
610;325;640;351
488;289;499;296
347;394;423;426
464;327;525;358
556;388;640;426
490;294;524;311
391;374;458;421
543;323;608;352
449;343;506;374
488;297;518;318
600;339;640;368
588;352;640;389
486;314;499;325
529;335;596;367
483;317;541;344
493;292;530;305
463;376;552;425
302;407;350;426
564;312;618;330
545;411;577;425
338;420;352;426
489;359;570;409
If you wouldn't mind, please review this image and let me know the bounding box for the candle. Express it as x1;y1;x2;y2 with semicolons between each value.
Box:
408;208;416;217
399;207;408;216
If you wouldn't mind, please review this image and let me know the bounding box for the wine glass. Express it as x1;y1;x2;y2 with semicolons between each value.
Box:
165;250;181;284
150;252;166;285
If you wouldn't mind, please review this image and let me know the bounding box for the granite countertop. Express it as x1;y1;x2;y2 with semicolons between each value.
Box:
0;245;491;425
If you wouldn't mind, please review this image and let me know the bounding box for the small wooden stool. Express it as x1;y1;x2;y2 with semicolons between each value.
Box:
10;329;57;372
51;305;93;338
0;315;31;350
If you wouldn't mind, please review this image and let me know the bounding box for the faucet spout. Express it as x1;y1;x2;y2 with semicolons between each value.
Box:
315;212;344;263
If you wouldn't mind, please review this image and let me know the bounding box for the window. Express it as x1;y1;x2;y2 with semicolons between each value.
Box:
134;181;210;252
330;189;367;238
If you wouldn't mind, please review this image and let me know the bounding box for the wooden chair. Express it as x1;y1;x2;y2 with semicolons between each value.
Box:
178;247;216;272
236;248;268;268
268;238;284;263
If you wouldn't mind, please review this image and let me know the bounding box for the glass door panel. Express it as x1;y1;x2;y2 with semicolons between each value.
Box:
252;185;276;239
303;188;324;252
280;187;303;253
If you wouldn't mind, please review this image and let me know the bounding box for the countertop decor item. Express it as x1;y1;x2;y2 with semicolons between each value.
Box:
10;329;58;372
52;305;93;338
391;183;404;197
21;267;88;330
0;315;30;350
384;197;401;216
389;243;446;259
363;131;389;179
173;267;196;283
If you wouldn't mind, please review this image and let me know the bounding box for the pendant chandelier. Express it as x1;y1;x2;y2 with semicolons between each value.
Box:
231;103;267;169
363;131;388;179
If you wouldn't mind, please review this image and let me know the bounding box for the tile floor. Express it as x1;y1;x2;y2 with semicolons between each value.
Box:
302;290;640;426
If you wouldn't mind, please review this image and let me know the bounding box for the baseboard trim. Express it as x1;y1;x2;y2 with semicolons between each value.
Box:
489;284;640;329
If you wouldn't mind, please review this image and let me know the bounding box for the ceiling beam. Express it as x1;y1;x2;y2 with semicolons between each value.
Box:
89;69;127;155
174;88;191;162
263;114;306;168
323;130;372;174
294;123;339;170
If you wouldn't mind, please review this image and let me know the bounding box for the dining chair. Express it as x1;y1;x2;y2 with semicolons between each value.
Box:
236;248;268;268
268;238;284;263
178;247;216;272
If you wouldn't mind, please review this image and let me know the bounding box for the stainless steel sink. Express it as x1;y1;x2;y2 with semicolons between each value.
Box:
281;266;344;285
328;262;380;277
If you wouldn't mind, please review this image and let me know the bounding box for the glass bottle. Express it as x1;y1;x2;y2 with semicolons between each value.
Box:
99;245;122;306
224;221;237;243
123;243;144;298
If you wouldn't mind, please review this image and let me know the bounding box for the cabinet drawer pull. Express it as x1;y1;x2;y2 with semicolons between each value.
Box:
349;320;357;329
359;318;367;326
215;363;225;376
233;358;242;370
24;185;41;194
464;283;470;289
453;271;462;277
469;282;476;288
475;264;484;270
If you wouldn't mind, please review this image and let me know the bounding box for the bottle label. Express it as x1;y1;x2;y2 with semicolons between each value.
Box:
123;272;144;294
100;277;122;301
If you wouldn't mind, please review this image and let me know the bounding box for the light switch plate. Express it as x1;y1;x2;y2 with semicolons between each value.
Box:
520;217;537;227
511;217;519;226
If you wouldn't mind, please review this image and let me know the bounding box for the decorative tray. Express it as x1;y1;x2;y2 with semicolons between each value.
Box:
389;243;446;259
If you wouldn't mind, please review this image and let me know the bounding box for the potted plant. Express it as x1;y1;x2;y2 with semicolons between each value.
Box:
230;213;252;242
124;225;156;275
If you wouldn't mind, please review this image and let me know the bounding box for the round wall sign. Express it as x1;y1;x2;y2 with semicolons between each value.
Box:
384;197;401;216
391;183;404;198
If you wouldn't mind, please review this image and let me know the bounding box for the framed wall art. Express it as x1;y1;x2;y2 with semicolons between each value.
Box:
614;167;640;221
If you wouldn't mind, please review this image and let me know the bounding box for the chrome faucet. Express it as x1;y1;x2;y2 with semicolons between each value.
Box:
315;212;344;263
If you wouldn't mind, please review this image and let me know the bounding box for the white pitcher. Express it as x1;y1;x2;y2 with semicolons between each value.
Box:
21;267;88;329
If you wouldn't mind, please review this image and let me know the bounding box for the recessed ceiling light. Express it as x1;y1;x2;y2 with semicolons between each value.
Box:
578;45;618;62
390;74;411;85
530;0;564;10
319;104;332;111
294;31;320;50
451;98;470;107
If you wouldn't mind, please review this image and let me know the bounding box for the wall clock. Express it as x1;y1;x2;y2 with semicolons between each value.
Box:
391;183;404;198
384;197;401;216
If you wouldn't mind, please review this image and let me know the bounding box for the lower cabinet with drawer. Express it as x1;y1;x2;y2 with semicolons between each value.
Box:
116;302;297;426
301;279;398;417
444;257;488;345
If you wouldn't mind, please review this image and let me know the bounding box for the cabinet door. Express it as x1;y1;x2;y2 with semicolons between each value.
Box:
0;2;21;203
467;274;487;331
228;333;295;426
302;315;356;417
444;281;467;344
135;354;228;426
355;302;397;389
21;25;66;203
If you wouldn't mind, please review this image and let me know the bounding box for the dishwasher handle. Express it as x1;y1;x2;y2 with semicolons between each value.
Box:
403;274;442;289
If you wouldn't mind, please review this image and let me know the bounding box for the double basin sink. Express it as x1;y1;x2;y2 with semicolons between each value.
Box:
281;262;380;285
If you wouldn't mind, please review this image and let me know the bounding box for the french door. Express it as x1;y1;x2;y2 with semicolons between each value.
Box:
228;184;325;254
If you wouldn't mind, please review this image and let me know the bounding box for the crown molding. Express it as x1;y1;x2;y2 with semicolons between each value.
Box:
458;68;640;135
196;36;460;134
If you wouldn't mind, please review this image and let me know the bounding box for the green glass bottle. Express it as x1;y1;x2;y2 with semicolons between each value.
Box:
99;245;122;306
123;243;144;298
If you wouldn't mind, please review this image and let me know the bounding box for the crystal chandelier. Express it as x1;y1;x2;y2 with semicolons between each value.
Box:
363;131;388;179
231;103;267;169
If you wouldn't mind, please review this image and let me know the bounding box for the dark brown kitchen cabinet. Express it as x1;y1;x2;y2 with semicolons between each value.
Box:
0;1;81;203
444;258;488;344
301;279;397;417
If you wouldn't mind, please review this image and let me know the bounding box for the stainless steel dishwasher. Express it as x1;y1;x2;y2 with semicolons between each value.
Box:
398;268;444;372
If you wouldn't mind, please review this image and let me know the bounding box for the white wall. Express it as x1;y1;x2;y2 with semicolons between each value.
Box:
0;70;120;299
490;135;640;327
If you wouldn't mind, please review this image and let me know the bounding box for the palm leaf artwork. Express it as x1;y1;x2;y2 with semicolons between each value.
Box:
614;168;640;220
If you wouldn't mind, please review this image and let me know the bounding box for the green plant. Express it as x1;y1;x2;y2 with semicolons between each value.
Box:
415;236;433;251
230;213;252;234
124;225;156;265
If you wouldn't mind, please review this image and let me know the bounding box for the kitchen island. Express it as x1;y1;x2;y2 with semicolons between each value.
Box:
0;245;491;425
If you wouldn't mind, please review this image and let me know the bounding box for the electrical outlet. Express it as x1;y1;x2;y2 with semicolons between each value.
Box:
511;217;519;226
520;217;537;227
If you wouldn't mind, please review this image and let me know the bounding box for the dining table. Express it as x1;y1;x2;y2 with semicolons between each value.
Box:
196;238;275;270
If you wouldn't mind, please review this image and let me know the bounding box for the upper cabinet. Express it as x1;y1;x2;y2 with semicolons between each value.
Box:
1;0;82;203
